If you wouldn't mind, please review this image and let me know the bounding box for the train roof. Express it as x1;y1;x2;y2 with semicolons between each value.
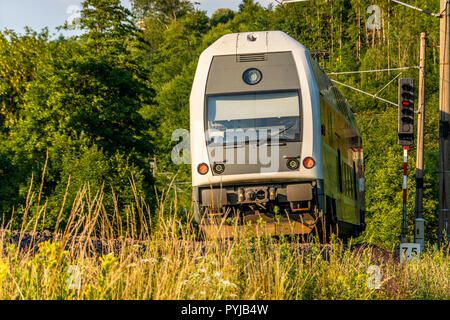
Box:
200;31;308;58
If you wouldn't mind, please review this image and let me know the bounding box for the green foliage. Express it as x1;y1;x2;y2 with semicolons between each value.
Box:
210;9;235;27
0;29;49;131
43;143;148;229
132;0;194;22
0;0;154;230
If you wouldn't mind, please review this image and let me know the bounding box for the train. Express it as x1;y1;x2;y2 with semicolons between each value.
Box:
189;31;365;239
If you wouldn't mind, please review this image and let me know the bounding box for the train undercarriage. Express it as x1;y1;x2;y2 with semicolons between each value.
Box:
193;181;327;238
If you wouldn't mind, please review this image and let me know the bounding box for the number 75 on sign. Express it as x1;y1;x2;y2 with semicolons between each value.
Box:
400;243;421;263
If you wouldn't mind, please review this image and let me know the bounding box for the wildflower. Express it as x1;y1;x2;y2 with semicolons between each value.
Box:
220;279;237;288
213;271;222;278
356;274;366;282
0;260;8;282
99;253;117;274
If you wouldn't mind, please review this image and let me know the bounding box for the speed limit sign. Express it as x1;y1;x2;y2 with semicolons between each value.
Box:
400;243;421;263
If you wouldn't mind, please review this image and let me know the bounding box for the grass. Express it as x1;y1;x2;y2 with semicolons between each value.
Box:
0;179;448;300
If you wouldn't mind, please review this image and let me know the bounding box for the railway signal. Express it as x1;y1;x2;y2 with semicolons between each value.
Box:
398;78;415;147
397;78;414;245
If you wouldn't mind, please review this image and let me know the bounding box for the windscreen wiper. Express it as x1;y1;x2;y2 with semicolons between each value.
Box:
270;123;295;138
257;138;288;147
257;124;295;146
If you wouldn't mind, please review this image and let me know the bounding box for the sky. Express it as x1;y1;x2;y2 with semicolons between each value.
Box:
0;0;279;37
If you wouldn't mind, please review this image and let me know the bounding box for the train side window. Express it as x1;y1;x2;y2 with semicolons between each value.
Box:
337;149;342;193
345;164;348;196
347;165;350;197
348;165;352;197
328;111;333;144
351;164;354;197
345;164;350;195
343;163;347;196
345;164;350;197
342;162;353;198
345;164;352;196
353;161;357;199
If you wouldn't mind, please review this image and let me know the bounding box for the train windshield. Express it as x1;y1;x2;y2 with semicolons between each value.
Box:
206;91;301;145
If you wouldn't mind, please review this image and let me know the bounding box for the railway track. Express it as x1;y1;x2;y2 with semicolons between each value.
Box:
0;229;399;264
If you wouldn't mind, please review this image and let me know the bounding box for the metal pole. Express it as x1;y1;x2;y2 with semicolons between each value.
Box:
415;33;426;250
439;0;450;247
403;146;408;243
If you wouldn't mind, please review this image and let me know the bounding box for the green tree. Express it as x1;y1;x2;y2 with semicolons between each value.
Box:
132;0;194;22
0;29;48;131
1;0;154;229
211;8;235;27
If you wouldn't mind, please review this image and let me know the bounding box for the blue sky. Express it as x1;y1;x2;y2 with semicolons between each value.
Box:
0;0;278;37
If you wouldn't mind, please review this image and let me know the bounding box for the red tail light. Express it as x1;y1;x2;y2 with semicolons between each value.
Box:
197;163;209;175
303;157;316;169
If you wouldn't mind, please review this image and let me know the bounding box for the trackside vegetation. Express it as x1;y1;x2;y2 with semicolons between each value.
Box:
0;184;448;300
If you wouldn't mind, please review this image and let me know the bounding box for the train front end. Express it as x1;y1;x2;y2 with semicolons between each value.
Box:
190;31;323;238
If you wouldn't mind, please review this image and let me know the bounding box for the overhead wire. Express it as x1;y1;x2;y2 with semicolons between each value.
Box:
328;66;419;75
330;79;398;107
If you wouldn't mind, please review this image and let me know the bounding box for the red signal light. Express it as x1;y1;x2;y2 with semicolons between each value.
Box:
402;101;410;106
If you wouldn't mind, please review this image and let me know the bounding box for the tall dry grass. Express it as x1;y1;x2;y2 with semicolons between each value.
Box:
0;178;448;300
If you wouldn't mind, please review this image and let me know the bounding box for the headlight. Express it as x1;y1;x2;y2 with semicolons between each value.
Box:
212;162;225;174
286;158;300;170
243;68;262;85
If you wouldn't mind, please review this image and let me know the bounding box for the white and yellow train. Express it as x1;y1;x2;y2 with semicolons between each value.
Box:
190;31;365;239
